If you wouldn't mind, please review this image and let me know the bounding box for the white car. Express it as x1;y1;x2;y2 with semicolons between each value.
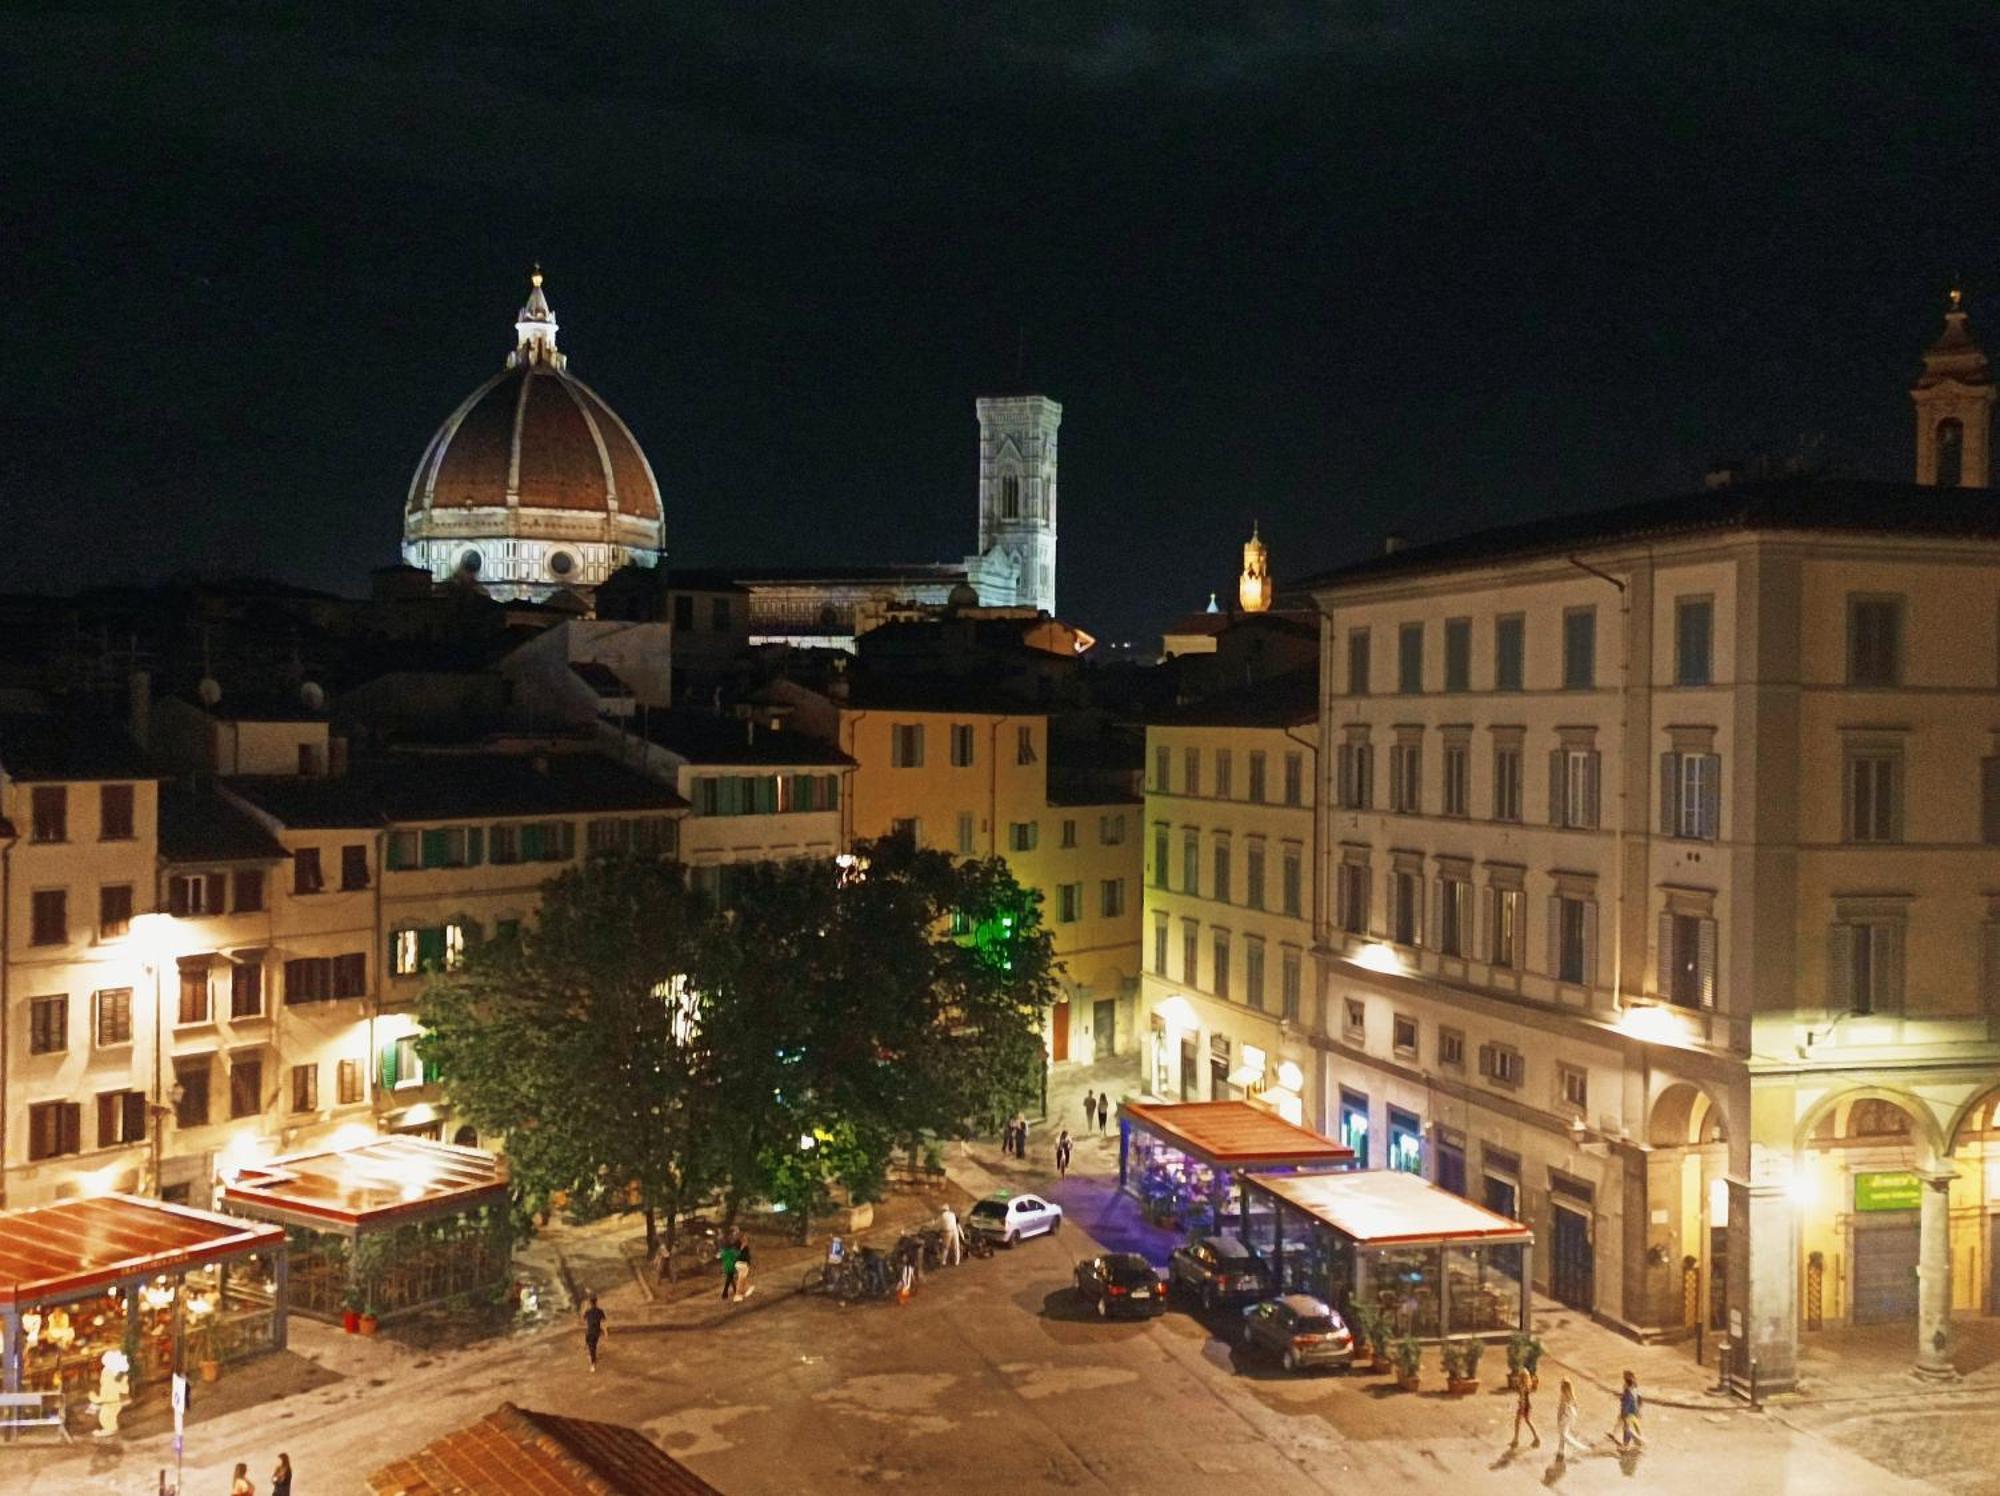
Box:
967;1192;1063;1246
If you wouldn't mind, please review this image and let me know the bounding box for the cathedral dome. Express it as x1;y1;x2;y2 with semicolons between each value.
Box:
402;272;663;600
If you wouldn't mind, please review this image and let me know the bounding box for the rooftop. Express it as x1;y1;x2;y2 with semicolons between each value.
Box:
639;713;854;768
158;780;289;863
221;1137;508;1236
227;750;687;828
0;709;155;783
1246;1168;1533;1247
1117;1100;1354;1170
369;1401;721;1495
0;1194;284;1309
1303;476;2000;590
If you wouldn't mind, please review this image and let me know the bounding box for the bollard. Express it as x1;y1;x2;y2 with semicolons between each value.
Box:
1694;1316;1703;1368
1749;1357;1761;1411
1711;1337;1731;1395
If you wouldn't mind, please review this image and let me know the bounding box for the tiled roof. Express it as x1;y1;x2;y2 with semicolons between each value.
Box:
0;710;155;782
368;1402;721;1495
1300;477;2000;590
158;781;288;862
640;714;854;768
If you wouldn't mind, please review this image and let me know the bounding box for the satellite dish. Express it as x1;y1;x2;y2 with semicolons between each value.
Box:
300;681;326;712
197;678;223;707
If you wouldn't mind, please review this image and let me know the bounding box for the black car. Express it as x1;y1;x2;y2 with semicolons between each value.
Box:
1073;1253;1165;1319
1168;1233;1269;1310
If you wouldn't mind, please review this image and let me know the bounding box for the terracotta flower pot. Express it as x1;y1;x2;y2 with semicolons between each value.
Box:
199;1359;221;1384
1447;1377;1480;1396
358;1313;380;1337
342;1309;360;1334
1397;1373;1421;1392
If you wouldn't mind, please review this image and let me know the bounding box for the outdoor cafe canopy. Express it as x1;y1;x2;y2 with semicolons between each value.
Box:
220;1136;507;1239
1247;1167;1534;1248
1117;1100;1356;1173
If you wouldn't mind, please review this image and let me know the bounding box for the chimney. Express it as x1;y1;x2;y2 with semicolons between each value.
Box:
1383;534;1408;555
127;670;151;749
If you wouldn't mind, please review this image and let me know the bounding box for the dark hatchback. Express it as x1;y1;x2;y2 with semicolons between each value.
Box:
1168;1234;1269;1310
1073;1252;1164;1318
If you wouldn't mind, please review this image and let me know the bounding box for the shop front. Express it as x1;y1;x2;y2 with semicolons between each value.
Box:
0;1194;287;1401
1118;1100;1353;1235
1241;1168;1534;1341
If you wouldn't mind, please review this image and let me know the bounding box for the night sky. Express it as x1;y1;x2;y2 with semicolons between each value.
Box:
9;5;2000;640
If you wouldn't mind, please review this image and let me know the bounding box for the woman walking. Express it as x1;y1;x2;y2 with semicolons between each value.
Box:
1608;1369;1644;1450
719;1236;740;1302
1555;1378;1587;1464
733;1234;755;1301
1056;1129;1073;1177
1508;1374;1540;1450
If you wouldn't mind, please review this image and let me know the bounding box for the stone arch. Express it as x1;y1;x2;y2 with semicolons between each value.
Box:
1648;1080;1729;1148
1795;1087;1946;1167
1945;1085;2000;1155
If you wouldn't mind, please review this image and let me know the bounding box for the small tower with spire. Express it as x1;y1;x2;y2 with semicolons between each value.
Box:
511;266;566;370
1912;287;1992;486
1238;523;1273;613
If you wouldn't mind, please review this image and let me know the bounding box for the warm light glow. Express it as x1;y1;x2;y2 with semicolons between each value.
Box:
1352;942;1403;975
128;911;187;968
1155;994;1197;1029
216;1130;277;1183
1615;1003;1685;1043
1275;1060;1305;1094
1786;1162;1818;1208
1708;1175;1731;1228
328;1122;379;1151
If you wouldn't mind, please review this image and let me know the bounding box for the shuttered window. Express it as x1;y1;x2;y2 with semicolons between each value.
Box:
1658;911;1718;1008
1660;751;1722;839
1550;749;1601;829
1829;921;1904;1015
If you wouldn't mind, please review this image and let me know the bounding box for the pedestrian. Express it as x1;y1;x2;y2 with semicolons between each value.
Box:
270;1453;293;1496
939;1204;962;1266
1096;1091;1109;1134
719;1235;739;1301
733;1234;755;1300
1017;1113;1031;1157
1508;1375;1540;1450
1555;1377;1586;1463
1609;1369;1644;1450
1056;1129;1073;1177
1083;1092;1098;1131
230;1463;256;1496
581;1294;607;1371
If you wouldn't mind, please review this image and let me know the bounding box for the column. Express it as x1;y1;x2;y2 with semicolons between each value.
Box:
1916;1169;1955;1379
1730;1180;1798;1394
1;1308;20;1394
1518;1242;1534;1334
272;1248;290;1352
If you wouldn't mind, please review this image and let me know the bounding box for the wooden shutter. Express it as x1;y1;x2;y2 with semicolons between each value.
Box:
1883;923;1906;1013
1481;885;1496;963
1549;750;1566;826
1660;753;1678;834
1658;910;1676;997
380;1041;400;1090
1827;924;1854;1010
1548;897;1562;981
97;1092;118;1149
123;1090;146;1142
1429;878;1443;950
168;878;190;917
1583;900;1599;986
1583;752;1601;828
466;827;485;866
1698;917;1717;1007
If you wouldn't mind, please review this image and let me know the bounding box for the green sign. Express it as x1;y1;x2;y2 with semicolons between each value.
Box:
1854;1171;1922;1213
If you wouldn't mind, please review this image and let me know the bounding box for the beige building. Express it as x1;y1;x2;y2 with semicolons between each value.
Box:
1138;669;1318;1125
1304;303;2000;1390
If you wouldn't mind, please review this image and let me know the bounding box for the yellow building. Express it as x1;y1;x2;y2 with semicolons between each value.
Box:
839;689;1142;1064
1139;670;1318;1125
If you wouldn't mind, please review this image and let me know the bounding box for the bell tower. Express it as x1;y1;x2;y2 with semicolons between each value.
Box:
976;394;1062;615
1239;523;1272;613
1912;288;1994;487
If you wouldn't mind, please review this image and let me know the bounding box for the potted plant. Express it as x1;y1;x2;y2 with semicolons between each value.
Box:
341;1292;362;1335
358;1301;380;1337
1347;1302;1385;1371
1520;1333;1543;1391
191;1322;222;1384
1504;1330;1531;1389
1443;1337;1483;1395
1391;1333;1423;1392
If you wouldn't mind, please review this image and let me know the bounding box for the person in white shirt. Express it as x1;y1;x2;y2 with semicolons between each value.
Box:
939;1205;963;1266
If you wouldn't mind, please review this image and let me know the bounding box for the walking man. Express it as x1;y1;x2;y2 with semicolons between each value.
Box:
939;1204;962;1266
1018;1113;1031;1158
1083;1092;1098;1131
581;1294;607;1372
1609;1369;1644;1450
719;1236;739;1302
1056;1129;1073;1177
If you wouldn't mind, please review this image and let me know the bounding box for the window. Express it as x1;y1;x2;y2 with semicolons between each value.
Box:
1675;598;1714;685
1848;596;1903;686
97;1090;146;1147
177;962;211;1025
341;845;370;890
1099;813;1126;845
229;1055;263;1119
1388;1107;1423;1174
387;828;421;868
957;813;976;855
1494;614;1525;691
94;987;132;1047
1182;829;1199;892
1182;920;1199;985
1558;1063;1588;1112
1336;736;1373;809
393;1035;425;1089
1100;879;1125;918
231;960;264;1019
891;724;925;767
1211;930;1231;999
1246;750;1266;803
1479;1042;1524;1087
1215;749;1234;799
1343;1000;1365;1042
337;1058;364;1106
1060;818;1078;849
291;1063;319;1113
1057;883;1082;923
1347;628;1371;695
1846;750;1901;843
1392;1013;1418;1056
1212;839;1232;903
1443;618;1471;692
99;784;134;841
1661;911;1717;1008
1339;1089;1370;1162
232;869;265;913
1337;861;1370;935
1438;875;1472;957
284;954;367;1004
98;883;133;940
1391;870;1421;946
1183;747;1200;796
299;742;324;776
1492;744;1522;822
28;1101;80;1160
1389;740;1421;813
1016;725;1037;765
1280;949;1301;1021
291;847;323;895
939;723;972;768
883;815;919;844
1442;741;1470;817
1398;622;1424;693
1563;607;1596;689
1152;822;1169;887
1438;1027;1465;1069
167;872;225;917
1153;914;1169;974
416;826;484;869
1281;846;1302;917
1245;840;1266;909
1154;744;1171;792
1283;752;1303;806
1552;746;1601;829
30;889;66;946
1244;937;1266;1010
1556;896;1592;986
1833;916;1904;1015
1000;473;1020;518
175;1059;211;1127
1491;886;1524;969
1007;821;1038;852
710;595;732;631
29;786;66;843
29;995;66;1054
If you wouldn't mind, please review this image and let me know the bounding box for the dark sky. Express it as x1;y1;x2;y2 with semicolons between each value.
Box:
8;4;2000;640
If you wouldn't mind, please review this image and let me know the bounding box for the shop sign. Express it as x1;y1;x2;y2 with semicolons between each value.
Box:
1854;1170;1922;1212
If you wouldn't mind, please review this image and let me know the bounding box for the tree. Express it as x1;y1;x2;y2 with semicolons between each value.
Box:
417;854;719;1256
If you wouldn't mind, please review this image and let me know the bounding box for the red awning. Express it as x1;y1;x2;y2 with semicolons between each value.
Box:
0;1194;284;1310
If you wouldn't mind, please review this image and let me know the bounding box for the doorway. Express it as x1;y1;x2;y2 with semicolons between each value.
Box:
1093;999;1116;1060
1852;1217;1920;1325
1552;1204;1595;1312
1179;1037;1198;1101
1051;1000;1071;1063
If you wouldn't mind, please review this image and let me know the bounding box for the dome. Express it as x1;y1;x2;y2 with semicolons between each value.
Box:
402;272;664;601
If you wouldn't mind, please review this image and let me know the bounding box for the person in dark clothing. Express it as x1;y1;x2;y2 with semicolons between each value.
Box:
1084;1093;1098;1130
270;1454;293;1496
1056;1129;1073;1177
1097;1092;1110;1133
581;1295;607;1370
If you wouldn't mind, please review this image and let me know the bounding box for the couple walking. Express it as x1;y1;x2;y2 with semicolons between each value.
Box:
720;1232;756;1301
1080;1090;1110;1133
1510;1370;1645;1463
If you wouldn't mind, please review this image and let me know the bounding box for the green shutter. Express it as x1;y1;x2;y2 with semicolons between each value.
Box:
421;829;448;868
466;827;485;866
755;776;777;814
825;774;839;810
521;824;544;861
380;1041;399;1090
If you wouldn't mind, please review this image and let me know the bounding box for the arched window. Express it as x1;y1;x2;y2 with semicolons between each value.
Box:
1936;418;1964;486
1000;474;1020;519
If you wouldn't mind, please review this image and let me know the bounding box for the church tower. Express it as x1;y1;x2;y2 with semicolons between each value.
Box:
1912;288;1994;487
976;395;1062;615
1238;523;1272;612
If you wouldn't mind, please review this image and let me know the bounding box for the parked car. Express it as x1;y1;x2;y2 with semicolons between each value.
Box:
1239;1295;1354;1373
1169;1234;1268;1310
967;1191;1063;1246
1073;1253;1164;1319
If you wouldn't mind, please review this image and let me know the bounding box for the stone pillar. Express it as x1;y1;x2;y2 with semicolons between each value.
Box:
1916;1169;1955;1379
1518;1242;1534;1334
1436;1244;1451;1339
1;1308;19;1394
1730;1181;1798;1394
272;1247;289;1352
